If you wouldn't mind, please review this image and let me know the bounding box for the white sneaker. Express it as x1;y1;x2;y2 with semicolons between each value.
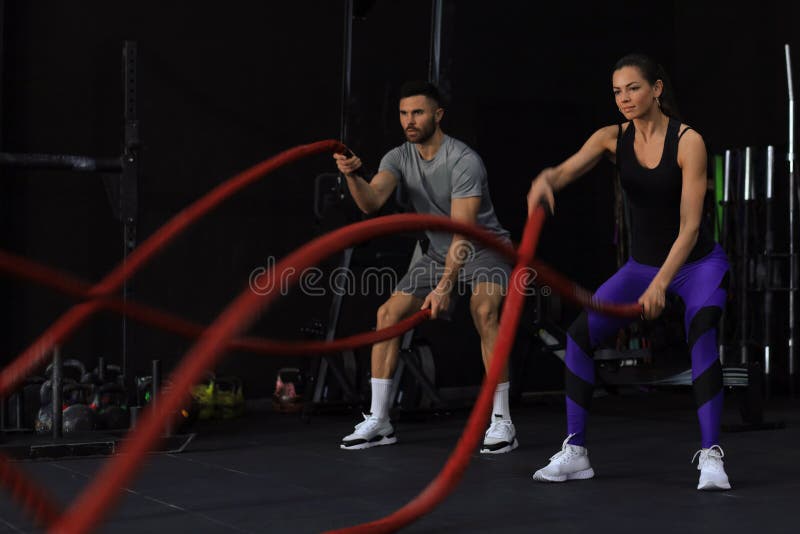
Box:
480;414;518;454
692;445;732;490
340;413;397;450
532;434;595;482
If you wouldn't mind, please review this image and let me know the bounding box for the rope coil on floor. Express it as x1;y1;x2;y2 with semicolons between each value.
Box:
0;141;641;533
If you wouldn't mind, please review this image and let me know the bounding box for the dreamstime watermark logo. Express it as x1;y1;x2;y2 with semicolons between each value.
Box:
248;240;551;298
249;258;402;297
449;239;477;264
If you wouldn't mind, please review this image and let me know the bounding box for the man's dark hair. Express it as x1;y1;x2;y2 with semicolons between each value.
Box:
399;80;443;107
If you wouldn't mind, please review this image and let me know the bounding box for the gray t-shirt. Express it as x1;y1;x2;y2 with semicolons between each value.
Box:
378;135;510;260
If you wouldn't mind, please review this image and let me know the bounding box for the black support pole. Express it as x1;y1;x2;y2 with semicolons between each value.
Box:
0;0;5;151
151;359;160;407
121;40;140;402
52;347;63;439
719;149;732;365
740;147;752;366
151;359;172;436
764;146;774;398
98;356;106;383
785;44;797;396
0;153;122;171
428;0;442;86
339;0;353;150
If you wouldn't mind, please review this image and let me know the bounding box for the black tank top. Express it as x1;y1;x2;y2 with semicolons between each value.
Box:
616;117;714;266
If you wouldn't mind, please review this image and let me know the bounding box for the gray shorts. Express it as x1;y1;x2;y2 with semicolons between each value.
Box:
394;245;512;300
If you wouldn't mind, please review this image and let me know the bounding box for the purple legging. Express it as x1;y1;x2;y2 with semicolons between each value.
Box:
565;244;729;448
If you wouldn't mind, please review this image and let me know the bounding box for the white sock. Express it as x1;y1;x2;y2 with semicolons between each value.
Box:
492;382;511;420
369;378;393;420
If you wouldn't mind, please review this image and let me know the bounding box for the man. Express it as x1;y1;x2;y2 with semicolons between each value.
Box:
334;80;516;454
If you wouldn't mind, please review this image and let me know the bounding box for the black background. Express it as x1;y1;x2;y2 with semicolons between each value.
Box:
1;1;797;398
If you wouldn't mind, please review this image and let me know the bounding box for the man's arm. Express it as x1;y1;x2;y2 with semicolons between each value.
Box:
440;196;480;290
334;152;398;214
421;196;480;318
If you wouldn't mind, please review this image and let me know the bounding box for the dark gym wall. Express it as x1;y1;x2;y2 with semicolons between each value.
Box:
444;2;675;281
0;1;347;393
674;1;797;152
1;1;797;397
671;1;800;389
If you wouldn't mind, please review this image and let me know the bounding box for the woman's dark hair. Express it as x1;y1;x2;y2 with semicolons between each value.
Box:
614;53;681;120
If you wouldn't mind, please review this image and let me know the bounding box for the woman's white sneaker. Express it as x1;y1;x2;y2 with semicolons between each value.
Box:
692;445;732;490
340;413;397;450
532;434;595;482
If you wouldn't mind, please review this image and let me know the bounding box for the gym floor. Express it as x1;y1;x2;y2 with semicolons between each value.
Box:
0;389;798;533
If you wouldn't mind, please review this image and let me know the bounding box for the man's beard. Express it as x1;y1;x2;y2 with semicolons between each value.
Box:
404;119;436;144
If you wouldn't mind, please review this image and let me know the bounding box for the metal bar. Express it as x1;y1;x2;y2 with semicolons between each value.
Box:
740;148;752;365
52;347;63;439
151;359;160;407
787;45;795;165
744;146;752;202
122;41;140;402
151;359;172;436
764;146;775;397
723;150;732;203
0;0;6;151
14;390;21;430
719;150;733;365
428;0;443;85
401;349;442;406
786;44;796;394
767;145;774;201
312;248;355;404
325;356;358;401
325;248;353;343
0;152;122;172
307;6;355;410
312;358;328;403
340;0;353;147
389;360;405;406
310;6;356;409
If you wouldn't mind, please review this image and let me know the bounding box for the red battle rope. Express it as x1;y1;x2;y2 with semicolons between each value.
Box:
0;140;642;533
45;213;530;533
50;210;641;533
0;140;345;400
324;206;550;533
0;238;635;359
0;249;432;356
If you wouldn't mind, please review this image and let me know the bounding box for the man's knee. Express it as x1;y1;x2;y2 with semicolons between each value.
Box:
377;295;415;327
470;298;499;332
376;302;400;327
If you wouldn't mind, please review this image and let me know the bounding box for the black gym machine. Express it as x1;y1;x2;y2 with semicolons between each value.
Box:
302;0;457;419
0;36;138;434
716;44;797;427
0;33;195;456
0;37;140;417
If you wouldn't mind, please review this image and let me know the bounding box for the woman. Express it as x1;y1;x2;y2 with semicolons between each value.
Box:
526;53;731;490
